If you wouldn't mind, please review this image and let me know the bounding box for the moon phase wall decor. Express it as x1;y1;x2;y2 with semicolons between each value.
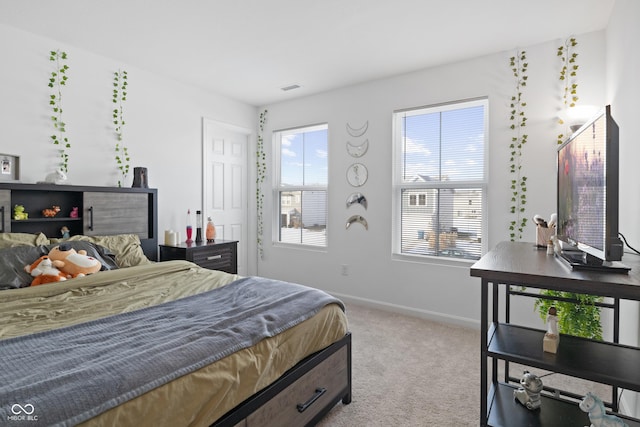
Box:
346;139;369;158
346;163;368;187
346;121;368;138
346;192;368;210
345;214;368;230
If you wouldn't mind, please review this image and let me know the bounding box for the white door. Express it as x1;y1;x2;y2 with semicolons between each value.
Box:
202;118;250;275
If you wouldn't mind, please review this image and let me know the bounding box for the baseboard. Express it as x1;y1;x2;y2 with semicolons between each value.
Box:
330;291;480;330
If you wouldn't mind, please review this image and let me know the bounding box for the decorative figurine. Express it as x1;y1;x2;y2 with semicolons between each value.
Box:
579;392;628;427
69;207;79;218
543;306;560;353
41;169;67;185
514;371;543;410
60;226;70;239
13;204;28;220
42;205;61;218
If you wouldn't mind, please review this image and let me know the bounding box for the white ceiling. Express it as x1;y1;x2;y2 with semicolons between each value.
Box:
0;0;615;106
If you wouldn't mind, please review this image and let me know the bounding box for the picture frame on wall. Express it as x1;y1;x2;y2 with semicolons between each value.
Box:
0;154;20;182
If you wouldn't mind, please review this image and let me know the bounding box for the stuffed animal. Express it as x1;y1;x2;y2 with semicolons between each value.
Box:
44;169;67;185
47;243;102;278
24;256;68;286
13;204;28;220
42;206;61;217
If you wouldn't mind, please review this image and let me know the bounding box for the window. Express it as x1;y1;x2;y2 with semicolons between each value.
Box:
275;124;328;247
393;98;487;260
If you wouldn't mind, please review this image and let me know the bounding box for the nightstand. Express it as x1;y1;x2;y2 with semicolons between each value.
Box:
159;240;238;274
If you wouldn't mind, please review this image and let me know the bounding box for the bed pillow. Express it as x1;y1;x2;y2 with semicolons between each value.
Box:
0;245;48;289
45;241;119;271
55;234;151;268
0;232;50;248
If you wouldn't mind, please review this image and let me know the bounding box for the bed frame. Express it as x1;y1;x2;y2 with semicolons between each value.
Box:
213;332;352;427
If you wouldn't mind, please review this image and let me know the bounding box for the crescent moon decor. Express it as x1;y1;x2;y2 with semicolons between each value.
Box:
346;139;369;158
346;121;368;138
346;163;368;187
345;214;368;230
346;192;368;210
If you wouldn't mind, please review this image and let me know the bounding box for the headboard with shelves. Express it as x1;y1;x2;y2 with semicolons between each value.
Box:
0;183;158;261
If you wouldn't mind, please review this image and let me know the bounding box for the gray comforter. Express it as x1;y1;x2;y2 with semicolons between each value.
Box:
0;276;344;426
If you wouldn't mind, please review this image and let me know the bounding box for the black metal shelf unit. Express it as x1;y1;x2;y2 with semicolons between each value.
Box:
471;241;640;427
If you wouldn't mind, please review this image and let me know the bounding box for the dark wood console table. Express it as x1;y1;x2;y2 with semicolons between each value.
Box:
471;241;640;427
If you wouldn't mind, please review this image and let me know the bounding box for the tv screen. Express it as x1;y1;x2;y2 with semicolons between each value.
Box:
556;105;623;265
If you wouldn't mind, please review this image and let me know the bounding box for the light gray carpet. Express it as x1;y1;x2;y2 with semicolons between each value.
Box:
316;303;612;426
317;303;481;426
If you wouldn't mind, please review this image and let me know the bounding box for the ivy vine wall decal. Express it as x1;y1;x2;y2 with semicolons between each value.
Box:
112;69;130;187
556;37;579;145
508;50;528;241
48;50;71;173
256;109;268;260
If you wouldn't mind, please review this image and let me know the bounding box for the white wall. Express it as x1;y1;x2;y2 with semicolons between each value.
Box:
0;23;257;248
606;0;640;417
257;31;607;328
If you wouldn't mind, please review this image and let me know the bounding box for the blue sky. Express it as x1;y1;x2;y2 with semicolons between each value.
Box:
281;127;328;186
403;105;485;182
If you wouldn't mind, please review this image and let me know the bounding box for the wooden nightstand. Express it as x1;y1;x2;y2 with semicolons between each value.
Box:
159;240;238;274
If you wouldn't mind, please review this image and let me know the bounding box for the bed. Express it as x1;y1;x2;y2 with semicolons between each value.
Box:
0;232;351;427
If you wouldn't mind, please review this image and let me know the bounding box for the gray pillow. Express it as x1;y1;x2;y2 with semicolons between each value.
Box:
0;246;48;289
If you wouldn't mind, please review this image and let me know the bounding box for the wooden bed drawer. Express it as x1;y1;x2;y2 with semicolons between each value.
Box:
246;345;349;427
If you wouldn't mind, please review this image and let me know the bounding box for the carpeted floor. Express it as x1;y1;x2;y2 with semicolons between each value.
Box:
316;303;612;426
317;303;481;426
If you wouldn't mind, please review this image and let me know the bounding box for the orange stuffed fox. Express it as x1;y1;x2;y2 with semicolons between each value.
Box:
47;244;102;278
24;256;68;286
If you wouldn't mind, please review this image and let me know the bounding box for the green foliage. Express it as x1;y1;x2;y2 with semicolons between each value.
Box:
112;69;130;187
256;109;268;259
535;290;603;340
557;37;579;144
48;50;70;173
508;50;528;241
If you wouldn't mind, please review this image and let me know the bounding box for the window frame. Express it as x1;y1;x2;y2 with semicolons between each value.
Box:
391;97;489;262
273;123;329;250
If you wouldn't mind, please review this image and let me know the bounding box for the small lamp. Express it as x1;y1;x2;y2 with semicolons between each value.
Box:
559;105;600;133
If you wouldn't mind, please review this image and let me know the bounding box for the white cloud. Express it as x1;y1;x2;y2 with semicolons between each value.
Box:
282;147;297;157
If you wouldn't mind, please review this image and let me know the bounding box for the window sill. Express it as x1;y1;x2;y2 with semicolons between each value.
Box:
392;252;478;269
272;242;328;253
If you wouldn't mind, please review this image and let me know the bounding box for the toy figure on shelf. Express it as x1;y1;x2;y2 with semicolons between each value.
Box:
543;306;560;354
60;226;70;239
42;206;61;217
579;392;628;427
514;371;543;410
69;207;79;218
13;204;28;220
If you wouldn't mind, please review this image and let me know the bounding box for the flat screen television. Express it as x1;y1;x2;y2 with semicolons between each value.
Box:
556;105;629;272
